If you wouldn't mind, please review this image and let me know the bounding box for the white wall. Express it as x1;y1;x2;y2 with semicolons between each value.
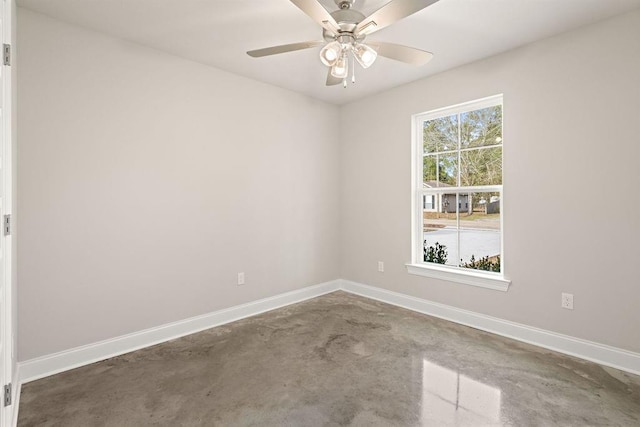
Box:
339;10;640;353
18;6;640;363
17;9;340;361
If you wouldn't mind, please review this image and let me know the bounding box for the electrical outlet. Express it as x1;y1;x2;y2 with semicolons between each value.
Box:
237;272;245;286
561;292;573;310
378;261;384;272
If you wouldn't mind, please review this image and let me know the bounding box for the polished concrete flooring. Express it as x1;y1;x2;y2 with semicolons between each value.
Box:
18;291;640;426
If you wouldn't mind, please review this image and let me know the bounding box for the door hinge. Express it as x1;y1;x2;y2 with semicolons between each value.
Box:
3;214;10;236
3;383;11;407
3;44;10;66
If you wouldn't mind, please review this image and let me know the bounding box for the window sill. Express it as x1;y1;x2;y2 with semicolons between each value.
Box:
405;263;511;292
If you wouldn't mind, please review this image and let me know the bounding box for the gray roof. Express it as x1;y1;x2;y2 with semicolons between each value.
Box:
423;181;453;189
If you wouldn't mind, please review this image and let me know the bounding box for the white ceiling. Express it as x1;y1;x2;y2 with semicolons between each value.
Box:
17;0;640;105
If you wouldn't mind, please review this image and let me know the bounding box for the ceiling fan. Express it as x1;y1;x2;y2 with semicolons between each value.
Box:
247;0;439;87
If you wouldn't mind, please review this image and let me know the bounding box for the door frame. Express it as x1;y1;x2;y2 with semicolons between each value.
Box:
1;0;14;425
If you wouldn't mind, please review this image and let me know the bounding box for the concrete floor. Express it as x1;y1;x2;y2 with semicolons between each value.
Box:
18;291;640;426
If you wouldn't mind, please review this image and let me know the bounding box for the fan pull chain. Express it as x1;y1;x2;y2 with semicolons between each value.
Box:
352;54;356;84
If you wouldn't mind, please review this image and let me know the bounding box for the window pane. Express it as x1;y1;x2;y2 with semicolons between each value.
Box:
423;155;437;186
460;147;502;186
438;153;458;187
416;96;504;275
459;192;501;273
423;114;458;154
423;193;459;267
460;105;502;149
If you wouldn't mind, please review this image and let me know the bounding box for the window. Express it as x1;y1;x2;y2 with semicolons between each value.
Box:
407;95;510;291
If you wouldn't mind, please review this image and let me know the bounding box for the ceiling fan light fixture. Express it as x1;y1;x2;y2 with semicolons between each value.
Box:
331;53;349;79
319;41;342;66
353;43;377;68
247;0;440;88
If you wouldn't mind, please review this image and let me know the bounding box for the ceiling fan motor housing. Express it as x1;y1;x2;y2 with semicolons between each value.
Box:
334;0;355;9
323;7;366;41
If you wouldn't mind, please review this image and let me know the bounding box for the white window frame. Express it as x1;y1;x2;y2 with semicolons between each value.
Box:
406;95;510;291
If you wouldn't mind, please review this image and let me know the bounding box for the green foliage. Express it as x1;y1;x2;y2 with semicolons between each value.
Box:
423;115;458;186
424;241;501;272
422;105;503;187
424;241;448;264
422;154;457;186
460;255;501;272
423;156;437;182
460;106;502;149
460;147;502;186
438;155;457;185
423;115;458;153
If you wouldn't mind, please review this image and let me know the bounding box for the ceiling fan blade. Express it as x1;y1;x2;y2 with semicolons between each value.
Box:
369;42;433;66
247;40;324;58
326;69;342;86
355;0;440;36
290;0;340;34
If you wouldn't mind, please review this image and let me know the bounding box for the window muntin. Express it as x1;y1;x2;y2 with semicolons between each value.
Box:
414;96;504;277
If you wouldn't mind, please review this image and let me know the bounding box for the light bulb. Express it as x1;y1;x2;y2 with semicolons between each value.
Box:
319;41;341;67
353;43;377;69
331;54;348;79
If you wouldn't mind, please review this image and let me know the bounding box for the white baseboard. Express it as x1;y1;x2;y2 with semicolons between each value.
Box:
18;280;340;384
17;277;640;394
340;279;640;376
